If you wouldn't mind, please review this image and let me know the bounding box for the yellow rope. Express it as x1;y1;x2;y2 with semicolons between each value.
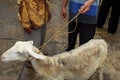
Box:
54;17;78;40
39;12;81;50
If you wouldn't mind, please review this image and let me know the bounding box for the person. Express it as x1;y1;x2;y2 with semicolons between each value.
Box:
17;0;51;48
61;0;99;51
17;0;51;67
97;0;120;34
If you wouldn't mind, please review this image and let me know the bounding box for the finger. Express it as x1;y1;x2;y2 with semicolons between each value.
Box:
24;28;32;34
82;7;89;13
60;13;63;19
63;13;67;18
80;6;86;11
61;13;66;19
79;6;89;13
61;13;64;19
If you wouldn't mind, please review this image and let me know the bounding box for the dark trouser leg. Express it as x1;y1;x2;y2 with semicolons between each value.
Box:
67;22;79;50
79;23;96;45
97;0;112;28
108;3;120;34
40;24;46;46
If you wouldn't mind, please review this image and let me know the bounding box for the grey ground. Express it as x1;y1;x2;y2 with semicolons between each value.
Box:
0;0;120;80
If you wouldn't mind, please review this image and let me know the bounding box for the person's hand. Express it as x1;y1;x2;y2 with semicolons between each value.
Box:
79;0;95;13
24;27;32;34
60;7;67;19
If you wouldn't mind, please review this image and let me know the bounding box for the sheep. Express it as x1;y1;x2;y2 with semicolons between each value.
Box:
1;39;108;80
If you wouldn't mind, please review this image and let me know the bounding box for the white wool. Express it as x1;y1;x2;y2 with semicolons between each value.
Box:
1;39;108;80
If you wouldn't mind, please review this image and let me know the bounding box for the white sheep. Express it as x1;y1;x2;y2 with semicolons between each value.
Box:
1;39;108;80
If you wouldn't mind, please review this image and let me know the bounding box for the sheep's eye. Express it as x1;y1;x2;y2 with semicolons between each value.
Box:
17;51;21;54
17;51;25;57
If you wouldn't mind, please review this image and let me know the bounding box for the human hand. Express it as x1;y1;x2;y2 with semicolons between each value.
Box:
60;7;67;19
24;27;32;34
79;0;95;13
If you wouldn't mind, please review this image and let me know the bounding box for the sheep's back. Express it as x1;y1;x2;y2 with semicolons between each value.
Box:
31;39;108;80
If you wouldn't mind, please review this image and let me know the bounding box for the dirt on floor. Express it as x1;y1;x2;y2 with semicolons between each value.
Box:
0;0;120;80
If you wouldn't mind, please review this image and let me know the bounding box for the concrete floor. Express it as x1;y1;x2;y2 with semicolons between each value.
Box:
0;0;120;80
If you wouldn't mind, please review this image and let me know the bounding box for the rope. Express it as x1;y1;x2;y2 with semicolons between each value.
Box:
17;62;27;80
54;15;78;40
39;12;81;50
16;1;81;79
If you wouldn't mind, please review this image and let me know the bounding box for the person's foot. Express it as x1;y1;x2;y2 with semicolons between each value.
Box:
108;32;115;35
108;30;116;34
97;24;103;28
97;26;103;28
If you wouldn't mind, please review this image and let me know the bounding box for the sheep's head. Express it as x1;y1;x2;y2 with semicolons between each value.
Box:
1;41;47;62
1;41;33;62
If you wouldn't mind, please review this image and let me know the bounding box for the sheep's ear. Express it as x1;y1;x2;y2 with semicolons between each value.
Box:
27;49;46;59
27;41;33;45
